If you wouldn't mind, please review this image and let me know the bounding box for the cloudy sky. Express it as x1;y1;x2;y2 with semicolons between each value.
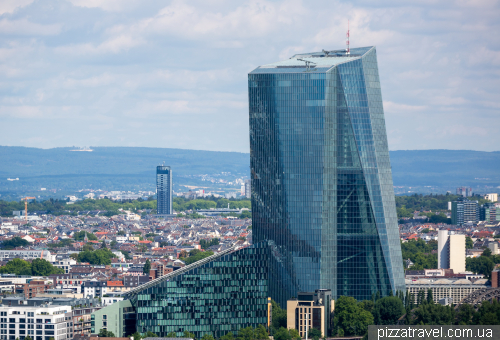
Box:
1;0;499;152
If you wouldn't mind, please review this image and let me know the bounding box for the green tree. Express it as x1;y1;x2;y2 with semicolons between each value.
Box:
237;327;254;340
373;296;405;325
77;248;116;265
307;327;322;340
25;336;32;340
466;256;495;280
482;248;492;257
456;304;475;325
143;259;151;275
410;303;455;325
166;332;177;337
201;335;215;340
254;325;269;340
183;331;196;339
466;237;474;249
0;258;32;275
2;237;29;249
98;329;116;337
427;288;434;304
31;258;64;276
273;327;291;340
270;300;287;331
143;331;158;338
333;296;373;336
220;332;235;340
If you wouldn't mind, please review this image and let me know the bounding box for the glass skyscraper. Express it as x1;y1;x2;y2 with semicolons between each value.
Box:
248;46;405;304
157;165;172;214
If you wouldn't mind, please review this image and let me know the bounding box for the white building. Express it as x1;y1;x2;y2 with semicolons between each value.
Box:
51;259;76;274
438;229;466;273
0;250;53;261
484;193;498;202
0;304;72;340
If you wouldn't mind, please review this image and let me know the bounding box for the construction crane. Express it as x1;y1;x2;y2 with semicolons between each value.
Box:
22;197;35;222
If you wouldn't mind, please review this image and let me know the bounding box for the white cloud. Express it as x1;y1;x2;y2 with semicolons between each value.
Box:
0;0;34;15
0;0;498;152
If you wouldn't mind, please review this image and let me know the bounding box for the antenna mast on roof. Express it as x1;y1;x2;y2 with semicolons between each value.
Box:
346;20;350;55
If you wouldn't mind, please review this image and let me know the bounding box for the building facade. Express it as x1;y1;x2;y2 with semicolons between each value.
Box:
91;300;135;337
0;304;73;340
125;243;278;339
437;230;466;273
452;199;479;225
156;166;173;215
406;278;489;304
248;46;405;303
456;187;473;197
286;290;333;338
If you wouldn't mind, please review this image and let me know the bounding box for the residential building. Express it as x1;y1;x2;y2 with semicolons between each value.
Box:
456;187;473;197
51;259;77;274
15;280;52;299
0;303;73;340
91;299;136;337
0;250;53;261
248;46;405;303
156;166;172;215
438;230;466;273
452;199;479;225
287;290;333;338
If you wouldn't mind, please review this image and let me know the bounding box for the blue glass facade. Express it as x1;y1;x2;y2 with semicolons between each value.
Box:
126;242;277;339
157;166;172;214
249;46;405;304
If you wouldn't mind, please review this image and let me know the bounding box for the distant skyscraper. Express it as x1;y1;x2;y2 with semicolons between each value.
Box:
452;198;479;225
249;46;405;303
438;229;465;273
156;166;172;215
244;179;251;199
456;187;473;197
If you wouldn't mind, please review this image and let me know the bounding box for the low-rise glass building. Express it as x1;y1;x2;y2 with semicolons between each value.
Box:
125;242;278;339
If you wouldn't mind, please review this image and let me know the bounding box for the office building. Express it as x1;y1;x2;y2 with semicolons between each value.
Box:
156;166;172;215
287;290;333;338
248;46;405;303
437;230;465;273
0;250;53;261
456;187;473;197
480;203;500;223
484;193;498;202
0;303;73;340
452;199;479;225
125;243;278;339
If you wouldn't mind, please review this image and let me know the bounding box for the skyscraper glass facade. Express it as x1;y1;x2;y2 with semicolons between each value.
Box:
248;46;405;304
156;166;172;215
126;243;277;339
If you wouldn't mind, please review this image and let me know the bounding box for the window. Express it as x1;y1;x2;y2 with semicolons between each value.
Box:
103;315;107;320
36;320;42;324
44;320;50;324
8;319;14;323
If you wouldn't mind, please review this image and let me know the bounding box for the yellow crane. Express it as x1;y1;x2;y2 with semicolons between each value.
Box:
22;197;35;222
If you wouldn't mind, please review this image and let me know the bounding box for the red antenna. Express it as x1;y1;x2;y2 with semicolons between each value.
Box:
346;20;350;55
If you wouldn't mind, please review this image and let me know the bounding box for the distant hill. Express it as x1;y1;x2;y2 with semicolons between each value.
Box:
0;146;499;197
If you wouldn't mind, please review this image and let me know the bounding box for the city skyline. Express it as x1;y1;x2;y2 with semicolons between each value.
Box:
0;1;499;152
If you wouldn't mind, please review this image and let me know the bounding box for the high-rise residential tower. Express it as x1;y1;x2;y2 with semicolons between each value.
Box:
156;165;172;215
248;46;405;304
